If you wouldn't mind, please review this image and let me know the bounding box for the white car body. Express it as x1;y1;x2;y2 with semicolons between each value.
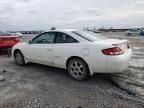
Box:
12;30;132;76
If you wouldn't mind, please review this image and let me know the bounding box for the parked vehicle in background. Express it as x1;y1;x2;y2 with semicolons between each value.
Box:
126;29;141;36
13;32;23;38
137;29;144;36
0;32;20;54
12;30;132;80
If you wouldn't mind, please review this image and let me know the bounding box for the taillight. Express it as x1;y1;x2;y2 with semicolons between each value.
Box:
102;47;123;55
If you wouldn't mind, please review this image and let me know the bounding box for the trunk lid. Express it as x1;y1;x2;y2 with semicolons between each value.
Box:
94;39;129;51
97;39;128;45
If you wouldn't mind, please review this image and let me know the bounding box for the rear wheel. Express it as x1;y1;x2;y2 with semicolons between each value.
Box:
67;58;90;81
14;50;25;65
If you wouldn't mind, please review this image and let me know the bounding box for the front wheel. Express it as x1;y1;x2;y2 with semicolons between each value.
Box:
67;58;90;81
14;51;25;65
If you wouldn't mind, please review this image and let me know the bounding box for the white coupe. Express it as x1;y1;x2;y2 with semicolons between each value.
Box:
12;30;132;80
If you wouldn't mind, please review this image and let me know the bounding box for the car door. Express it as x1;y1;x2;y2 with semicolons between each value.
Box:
53;32;79;68
24;32;55;65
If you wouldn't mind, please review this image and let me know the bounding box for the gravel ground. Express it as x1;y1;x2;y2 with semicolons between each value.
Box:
0;32;144;108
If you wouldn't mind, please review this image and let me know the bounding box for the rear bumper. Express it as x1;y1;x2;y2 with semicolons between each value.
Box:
106;49;133;73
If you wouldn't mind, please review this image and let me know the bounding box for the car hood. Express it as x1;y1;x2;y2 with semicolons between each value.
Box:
15;42;27;46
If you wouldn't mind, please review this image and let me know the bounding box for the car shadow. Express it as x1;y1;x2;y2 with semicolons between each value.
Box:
24;63;112;88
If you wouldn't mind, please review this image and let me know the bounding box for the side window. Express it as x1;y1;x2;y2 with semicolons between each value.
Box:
32;32;55;44
55;32;78;43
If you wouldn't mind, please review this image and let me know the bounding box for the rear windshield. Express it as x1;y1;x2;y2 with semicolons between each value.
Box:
72;30;106;42
0;32;12;36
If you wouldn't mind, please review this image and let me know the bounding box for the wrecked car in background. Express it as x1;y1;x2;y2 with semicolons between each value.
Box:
0;31;20;55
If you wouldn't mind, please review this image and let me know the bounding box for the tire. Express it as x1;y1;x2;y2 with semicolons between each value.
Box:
14;50;25;66
67;58;90;81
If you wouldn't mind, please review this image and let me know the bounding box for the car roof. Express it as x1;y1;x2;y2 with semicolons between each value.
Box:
45;29;80;33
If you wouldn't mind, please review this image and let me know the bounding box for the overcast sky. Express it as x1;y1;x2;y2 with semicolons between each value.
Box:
0;0;144;31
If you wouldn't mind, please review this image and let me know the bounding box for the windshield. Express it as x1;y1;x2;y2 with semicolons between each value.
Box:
72;30;106;42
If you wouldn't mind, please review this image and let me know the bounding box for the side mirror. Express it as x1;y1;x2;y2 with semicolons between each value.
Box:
28;40;32;44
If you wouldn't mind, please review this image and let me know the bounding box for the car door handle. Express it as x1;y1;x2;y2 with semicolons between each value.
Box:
47;48;51;51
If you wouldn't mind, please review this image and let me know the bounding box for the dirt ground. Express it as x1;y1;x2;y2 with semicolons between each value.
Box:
0;32;144;108
102;32;144;98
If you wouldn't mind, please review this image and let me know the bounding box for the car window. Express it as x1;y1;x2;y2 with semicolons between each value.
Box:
130;29;139;32
32;32;55;44
72;30;106;42
133;30;137;32
55;32;78;43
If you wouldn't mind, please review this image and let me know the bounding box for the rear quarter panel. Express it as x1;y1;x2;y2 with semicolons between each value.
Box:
53;42;111;75
84;42;109;74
